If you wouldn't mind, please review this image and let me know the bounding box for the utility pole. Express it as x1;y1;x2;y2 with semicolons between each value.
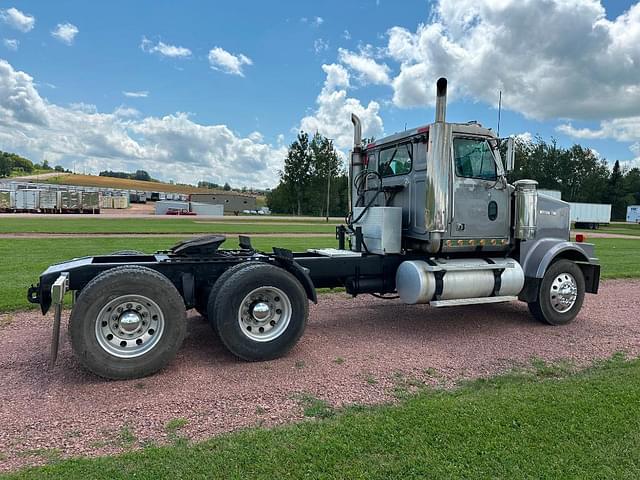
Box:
325;165;331;222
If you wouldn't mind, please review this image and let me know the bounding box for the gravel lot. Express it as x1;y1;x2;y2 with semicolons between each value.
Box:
1;279;639;472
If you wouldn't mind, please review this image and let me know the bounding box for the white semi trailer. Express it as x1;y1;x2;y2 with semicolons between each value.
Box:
570;203;612;229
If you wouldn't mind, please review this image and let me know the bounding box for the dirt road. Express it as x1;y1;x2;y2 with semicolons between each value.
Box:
1;279;639;471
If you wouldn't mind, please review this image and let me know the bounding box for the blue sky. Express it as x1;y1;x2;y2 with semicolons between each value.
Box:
0;0;639;188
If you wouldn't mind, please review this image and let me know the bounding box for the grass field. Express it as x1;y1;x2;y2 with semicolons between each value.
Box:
0;235;640;312
0;217;337;234
4;355;639;479
575;222;640;237
0;236;637;312
0;236;337;311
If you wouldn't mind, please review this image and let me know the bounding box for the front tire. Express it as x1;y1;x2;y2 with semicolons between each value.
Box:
528;259;585;326
212;263;308;361
69;266;187;379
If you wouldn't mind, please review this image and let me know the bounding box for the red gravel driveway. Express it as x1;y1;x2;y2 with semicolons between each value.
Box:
1;279;639;471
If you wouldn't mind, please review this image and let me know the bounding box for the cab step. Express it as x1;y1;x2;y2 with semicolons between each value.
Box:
430;295;518;308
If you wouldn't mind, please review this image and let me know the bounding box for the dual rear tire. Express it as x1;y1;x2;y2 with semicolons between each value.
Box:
69;263;308;379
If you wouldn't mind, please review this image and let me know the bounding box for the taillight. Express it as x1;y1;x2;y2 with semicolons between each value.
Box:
575;233;585;242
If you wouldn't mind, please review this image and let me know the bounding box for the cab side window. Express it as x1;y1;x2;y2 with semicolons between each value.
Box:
378;143;412;177
453;138;497;180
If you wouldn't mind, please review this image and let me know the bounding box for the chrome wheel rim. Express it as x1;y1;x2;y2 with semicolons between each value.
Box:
95;294;165;358
238;286;291;342
550;273;578;313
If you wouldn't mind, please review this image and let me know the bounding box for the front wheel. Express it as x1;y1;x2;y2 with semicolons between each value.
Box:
528;259;585;325
212;263;308;361
69;266;187;379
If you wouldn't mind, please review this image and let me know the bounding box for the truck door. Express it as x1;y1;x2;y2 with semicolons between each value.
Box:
450;137;509;240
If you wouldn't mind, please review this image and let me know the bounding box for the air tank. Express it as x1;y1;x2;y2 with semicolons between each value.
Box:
395;258;525;304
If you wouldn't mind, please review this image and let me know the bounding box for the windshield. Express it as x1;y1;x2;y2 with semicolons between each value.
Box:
453;138;497;180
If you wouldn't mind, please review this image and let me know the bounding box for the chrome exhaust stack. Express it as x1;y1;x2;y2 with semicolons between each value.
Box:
425;77;452;252
435;77;447;123
349;113;363;212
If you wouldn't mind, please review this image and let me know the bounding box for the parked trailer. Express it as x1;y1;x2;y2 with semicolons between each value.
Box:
28;78;600;380
40;190;61;212
155;200;189;215
627;205;640;223
0;190;15;211
570;202;611;229
82;192;100;214
61;191;82;213
100;196;114;209
15;189;41;211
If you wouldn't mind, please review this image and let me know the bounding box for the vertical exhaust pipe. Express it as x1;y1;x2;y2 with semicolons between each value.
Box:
351;113;362;147
435;77;447;123
425;77;450;253
349;114;363;213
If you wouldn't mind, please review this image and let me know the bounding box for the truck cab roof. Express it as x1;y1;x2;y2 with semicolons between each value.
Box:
367;121;496;150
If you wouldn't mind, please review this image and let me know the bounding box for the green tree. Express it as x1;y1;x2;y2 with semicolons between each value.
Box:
281;132;313;216
607;161;627;220
223;182;231;191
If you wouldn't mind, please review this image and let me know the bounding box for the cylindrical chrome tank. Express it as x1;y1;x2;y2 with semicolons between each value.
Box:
514;179;538;240
395;258;525;304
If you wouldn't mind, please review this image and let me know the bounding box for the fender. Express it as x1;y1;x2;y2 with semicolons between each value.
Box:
519;239;600;301
524;239;596;278
272;247;318;304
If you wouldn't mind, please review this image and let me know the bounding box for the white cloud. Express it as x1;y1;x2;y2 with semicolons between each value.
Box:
383;0;640;121
301;16;324;27
343;30;351;40
313;38;329;54
208;47;252;76
3;38;19;51
557;117;640;142
51;23;79;45
515;132;533;144
299;64;384;151
0;59;286;188
141;37;191;58
338;48;391;85
123;90;149;98
0;7;35;32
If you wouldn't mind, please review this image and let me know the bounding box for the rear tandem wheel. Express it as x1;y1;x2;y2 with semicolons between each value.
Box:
211;263;308;361
69;266;187;379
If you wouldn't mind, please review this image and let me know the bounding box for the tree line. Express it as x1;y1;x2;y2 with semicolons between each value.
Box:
510;137;640;220
0;151;67;177
268;132;640;220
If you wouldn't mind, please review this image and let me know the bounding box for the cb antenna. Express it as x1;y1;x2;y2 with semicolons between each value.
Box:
497;90;502;137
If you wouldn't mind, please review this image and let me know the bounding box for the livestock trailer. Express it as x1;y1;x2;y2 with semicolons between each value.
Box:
0;190;15;211
15;189;41;211
40;191;61;212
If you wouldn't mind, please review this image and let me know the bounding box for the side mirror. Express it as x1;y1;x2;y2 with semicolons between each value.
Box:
505;137;515;172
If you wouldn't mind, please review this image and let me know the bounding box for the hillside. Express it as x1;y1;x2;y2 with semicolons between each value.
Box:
42;174;241;195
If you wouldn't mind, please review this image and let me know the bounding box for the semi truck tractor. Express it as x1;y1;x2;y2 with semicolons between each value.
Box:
28;78;600;380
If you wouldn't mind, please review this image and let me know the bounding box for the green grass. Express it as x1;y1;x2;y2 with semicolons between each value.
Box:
0;217;337;234
0;236;337;312
0;237;637;313
590;238;640;278
575;222;640;237
4;355;639;479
